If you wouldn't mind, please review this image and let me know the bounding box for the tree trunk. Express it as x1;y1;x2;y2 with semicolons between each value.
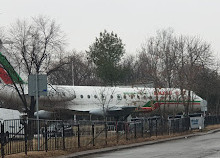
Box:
27;96;35;150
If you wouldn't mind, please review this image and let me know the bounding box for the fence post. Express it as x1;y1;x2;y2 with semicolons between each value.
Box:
178;119;180;133
134;122;137;139
24;119;28;155
116;122;119;144
141;120;144;138
187;117;190;131
92;124;95;146
125;122;128;140
77;124;80;148
105;123;108;145
149;119;152;137
1;122;5;158
156;118;158;137
62;122;65;150
45;121;48;152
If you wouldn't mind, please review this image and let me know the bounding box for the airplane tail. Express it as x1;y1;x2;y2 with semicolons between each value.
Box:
0;51;24;84
140;100;160;111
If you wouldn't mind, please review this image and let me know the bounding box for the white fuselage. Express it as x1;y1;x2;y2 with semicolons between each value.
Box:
42;86;205;113
0;85;206;114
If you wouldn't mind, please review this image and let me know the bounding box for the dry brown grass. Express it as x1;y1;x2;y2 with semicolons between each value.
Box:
203;124;220;131
4;124;220;158
4;150;72;158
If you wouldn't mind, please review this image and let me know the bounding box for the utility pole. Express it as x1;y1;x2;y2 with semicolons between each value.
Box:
28;74;47;151
72;60;74;86
35;73;40;151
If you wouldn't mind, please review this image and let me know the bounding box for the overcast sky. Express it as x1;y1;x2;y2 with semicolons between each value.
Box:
1;0;220;57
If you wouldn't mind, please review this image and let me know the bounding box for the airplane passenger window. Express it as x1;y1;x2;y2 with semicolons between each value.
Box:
80;95;83;98
94;95;97;98
87;95;90;99
131;95;134;99
123;95;126;99
102;95;106;100
117;94;122;100
137;95;140;99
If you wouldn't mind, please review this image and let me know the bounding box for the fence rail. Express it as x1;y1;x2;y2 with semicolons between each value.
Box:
0;115;218;157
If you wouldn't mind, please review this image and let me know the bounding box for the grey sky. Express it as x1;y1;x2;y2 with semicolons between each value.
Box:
1;0;220;57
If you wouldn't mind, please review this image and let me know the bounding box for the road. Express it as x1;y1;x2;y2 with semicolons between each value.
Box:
86;131;220;158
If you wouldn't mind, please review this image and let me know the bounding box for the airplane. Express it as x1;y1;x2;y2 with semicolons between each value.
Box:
40;85;206;115
0;45;207;119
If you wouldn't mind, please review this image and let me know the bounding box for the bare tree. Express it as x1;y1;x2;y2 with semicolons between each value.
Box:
0;28;5;41
137;29;213;116
94;87;115;121
119;55;137;85
173;35;212;115
48;51;101;86
4;15;66;118
194;68;220;114
137;29;176;118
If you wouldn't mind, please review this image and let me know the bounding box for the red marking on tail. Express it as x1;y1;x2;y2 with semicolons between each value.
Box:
0;67;13;84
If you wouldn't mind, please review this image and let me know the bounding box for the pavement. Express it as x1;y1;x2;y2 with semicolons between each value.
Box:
55;128;220;158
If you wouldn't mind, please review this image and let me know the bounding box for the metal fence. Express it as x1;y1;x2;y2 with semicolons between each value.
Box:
204;115;220;125
0;116;217;157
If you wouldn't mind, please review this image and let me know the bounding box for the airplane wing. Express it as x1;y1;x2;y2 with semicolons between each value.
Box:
88;105;136;118
106;106;136;117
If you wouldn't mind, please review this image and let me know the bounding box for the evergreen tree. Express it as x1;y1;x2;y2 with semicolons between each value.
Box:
87;30;125;85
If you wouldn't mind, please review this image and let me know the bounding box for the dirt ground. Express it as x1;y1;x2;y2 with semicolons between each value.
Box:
4;124;220;158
